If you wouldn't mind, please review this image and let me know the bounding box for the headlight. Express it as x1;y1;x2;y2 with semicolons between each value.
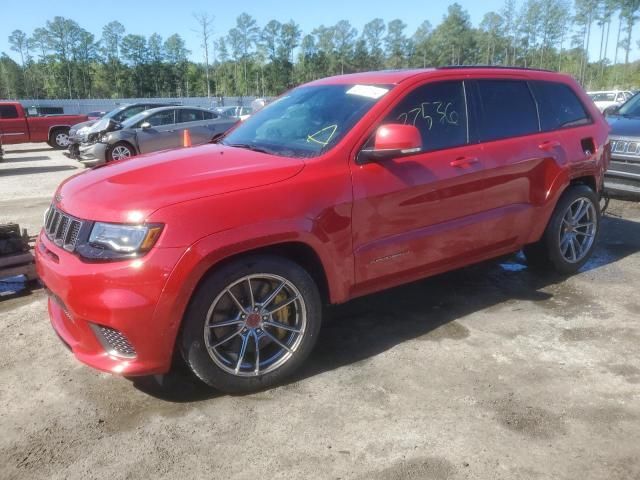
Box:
99;134;110;143
79;222;163;260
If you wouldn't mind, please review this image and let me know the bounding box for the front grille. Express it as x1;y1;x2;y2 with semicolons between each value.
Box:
90;324;137;358
611;139;640;156
44;205;84;252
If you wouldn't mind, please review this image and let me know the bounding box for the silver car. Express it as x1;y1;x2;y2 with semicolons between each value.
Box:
77;106;237;166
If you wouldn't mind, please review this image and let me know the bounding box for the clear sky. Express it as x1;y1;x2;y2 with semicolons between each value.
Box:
1;0;637;63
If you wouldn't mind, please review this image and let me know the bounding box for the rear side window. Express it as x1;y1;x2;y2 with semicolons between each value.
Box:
0;105;19;119
384;81;468;152
530;81;590;131
476;80;539;142
177;109;204;123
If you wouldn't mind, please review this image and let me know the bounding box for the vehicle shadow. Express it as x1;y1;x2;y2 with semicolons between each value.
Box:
4;147;54;154
1;156;52;163
0;166;78;176
133;214;640;401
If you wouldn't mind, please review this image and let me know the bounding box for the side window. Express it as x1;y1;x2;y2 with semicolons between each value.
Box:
530;81;591;131
476;80;539;142
145;110;175;127
383;81;468;152
202;111;216;120
0;105;19;119
177;109;204;123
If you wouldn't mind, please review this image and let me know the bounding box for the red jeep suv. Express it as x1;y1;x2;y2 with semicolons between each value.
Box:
36;68;610;392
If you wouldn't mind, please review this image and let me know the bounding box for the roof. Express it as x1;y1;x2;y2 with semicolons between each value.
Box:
307;66;568;86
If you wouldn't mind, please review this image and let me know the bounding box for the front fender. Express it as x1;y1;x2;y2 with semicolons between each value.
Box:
151;217;353;360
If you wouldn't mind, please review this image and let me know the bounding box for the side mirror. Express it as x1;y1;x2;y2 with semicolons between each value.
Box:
357;124;422;164
140;122;151;130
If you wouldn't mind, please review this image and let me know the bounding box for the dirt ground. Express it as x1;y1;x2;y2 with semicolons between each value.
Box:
1;143;639;480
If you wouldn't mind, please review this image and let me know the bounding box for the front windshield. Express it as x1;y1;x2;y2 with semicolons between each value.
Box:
222;84;392;158
617;93;640;116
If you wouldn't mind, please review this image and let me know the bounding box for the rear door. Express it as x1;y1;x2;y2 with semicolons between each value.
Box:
176;109;212;145
0;104;29;144
464;78;563;249
135;109;179;153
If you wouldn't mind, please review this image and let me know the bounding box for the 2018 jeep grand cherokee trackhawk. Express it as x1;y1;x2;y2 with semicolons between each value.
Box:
36;67;610;393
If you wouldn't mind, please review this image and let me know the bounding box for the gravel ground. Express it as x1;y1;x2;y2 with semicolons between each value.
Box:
1;143;639;480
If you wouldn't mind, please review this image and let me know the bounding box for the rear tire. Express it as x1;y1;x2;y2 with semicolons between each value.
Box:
179;255;322;394
48;128;70;149
523;184;600;274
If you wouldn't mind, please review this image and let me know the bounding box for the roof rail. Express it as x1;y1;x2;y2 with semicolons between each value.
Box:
437;65;555;73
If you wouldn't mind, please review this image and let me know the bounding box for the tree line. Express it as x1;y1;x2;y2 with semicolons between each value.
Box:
1;0;640;100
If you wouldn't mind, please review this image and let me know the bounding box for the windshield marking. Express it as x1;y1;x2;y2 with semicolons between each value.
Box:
307;124;338;146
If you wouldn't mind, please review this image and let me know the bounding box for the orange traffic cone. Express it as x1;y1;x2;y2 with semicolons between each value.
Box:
183;129;192;147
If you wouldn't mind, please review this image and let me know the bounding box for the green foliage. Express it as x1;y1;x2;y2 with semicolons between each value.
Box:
2;3;640;100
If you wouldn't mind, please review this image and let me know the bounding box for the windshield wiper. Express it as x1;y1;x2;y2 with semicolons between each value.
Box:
226;143;272;154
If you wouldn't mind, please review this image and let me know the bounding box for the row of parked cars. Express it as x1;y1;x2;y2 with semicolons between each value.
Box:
0;100;255;164
65;103;260;165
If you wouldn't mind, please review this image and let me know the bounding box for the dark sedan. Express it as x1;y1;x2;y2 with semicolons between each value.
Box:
605;94;640;196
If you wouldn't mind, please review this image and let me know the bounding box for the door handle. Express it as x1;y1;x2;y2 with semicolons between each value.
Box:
538;140;561;151
450;156;479;168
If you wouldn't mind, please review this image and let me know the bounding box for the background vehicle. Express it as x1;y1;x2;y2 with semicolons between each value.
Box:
214;105;253;119
26;106;64;116
0;101;88;148
36;68;608;393
67;102;177;155
87;111;107;120
76;105;237;165
604;92;640;196
588;90;634;112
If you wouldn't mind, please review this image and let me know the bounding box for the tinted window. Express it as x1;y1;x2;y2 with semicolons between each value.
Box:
114;105;146;122
476;80;538;142
384;81;468;152
177;109;204;123
0;105;19;119
530;81;590;131
202;111;216;120
145;110;175;127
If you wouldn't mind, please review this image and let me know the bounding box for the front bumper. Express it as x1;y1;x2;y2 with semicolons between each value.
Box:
64;142;108;167
35;231;187;376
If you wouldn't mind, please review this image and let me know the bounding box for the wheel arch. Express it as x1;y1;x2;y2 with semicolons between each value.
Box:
47;124;71;138
154;225;348;367
196;241;331;306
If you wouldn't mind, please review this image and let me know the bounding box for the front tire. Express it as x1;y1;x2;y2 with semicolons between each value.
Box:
107;142;135;162
524;184;600;274
179;255;322;393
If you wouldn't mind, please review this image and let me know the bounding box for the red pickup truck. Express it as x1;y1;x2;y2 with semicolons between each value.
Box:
0;102;88;149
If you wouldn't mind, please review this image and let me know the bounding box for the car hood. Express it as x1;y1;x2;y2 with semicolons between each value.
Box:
70;119;97;134
56;144;305;223
607;115;640;137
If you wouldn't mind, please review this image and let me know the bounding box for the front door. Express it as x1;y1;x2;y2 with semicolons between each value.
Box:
0;104;29;144
136;109;180;153
350;80;492;286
